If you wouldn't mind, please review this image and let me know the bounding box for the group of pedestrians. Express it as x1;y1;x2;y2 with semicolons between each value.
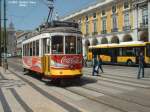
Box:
90;51;145;79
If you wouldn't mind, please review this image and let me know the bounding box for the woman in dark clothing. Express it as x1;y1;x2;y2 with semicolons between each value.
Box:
97;56;104;74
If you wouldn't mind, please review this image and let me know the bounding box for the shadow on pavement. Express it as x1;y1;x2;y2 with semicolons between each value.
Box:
24;71;97;87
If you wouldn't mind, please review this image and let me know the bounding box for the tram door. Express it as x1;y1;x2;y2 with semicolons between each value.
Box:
43;38;51;75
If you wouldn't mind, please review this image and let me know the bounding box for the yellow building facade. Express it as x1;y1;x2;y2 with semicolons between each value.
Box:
61;0;150;56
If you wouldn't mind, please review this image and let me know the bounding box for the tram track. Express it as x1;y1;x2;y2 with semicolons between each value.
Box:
64;87;125;112
82;84;150;108
9;59;150;89
64;85;150;112
7;61;124;112
6;65;83;112
7;58;150;112
84;72;150;89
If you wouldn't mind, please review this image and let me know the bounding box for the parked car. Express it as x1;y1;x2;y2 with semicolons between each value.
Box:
1;53;12;58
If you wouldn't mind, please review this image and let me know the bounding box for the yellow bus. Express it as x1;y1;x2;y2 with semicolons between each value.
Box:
88;41;150;66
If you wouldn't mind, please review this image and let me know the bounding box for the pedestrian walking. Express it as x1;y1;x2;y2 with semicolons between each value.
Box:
97;56;104;74
92;54;98;76
137;52;145;79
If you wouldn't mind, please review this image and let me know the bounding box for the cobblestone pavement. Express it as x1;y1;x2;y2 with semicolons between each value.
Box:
0;57;149;112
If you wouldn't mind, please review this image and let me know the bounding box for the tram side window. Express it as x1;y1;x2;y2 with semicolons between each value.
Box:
65;36;76;54
33;41;36;56
30;42;33;56
77;37;82;54
25;44;27;56
43;38;50;54
23;45;25;56
27;43;30;56
23;45;24;56
52;36;63;54
36;40;39;56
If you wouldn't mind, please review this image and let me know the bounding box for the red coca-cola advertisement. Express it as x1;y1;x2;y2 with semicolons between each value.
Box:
51;55;83;69
23;56;42;73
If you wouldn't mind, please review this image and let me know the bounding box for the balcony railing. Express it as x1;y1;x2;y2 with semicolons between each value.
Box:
101;30;107;34
123;25;131;31
111;28;118;32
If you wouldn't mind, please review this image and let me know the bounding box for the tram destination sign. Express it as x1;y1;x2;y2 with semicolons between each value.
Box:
48;21;79;28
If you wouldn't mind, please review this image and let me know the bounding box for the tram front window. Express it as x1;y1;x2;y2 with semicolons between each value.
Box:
65;36;76;54
52;36;63;54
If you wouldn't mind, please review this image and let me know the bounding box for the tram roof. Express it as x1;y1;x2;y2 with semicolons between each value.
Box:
22;27;82;44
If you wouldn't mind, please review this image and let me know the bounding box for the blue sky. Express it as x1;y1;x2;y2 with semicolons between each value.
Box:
5;0;98;30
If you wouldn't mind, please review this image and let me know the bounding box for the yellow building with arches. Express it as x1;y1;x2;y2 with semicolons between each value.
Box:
61;0;150;56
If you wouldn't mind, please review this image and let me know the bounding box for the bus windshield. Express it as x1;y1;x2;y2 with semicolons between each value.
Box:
146;43;150;57
65;36;76;54
52;35;64;54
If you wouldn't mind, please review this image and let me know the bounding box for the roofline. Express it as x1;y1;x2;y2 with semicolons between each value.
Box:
16;32;30;38
61;0;113;21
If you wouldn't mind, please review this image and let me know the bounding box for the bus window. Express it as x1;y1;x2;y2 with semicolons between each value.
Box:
146;44;150;57
77;37;82;54
101;48;109;55
122;47;135;56
52;36;63;54
36;40;39;56
65;36;76;54
119;48;123;56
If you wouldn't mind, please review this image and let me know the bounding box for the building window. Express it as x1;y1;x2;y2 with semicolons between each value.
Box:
112;5;116;13
124;12;129;26
102;18;107;31
102;10;105;16
93;13;96;19
86;22;89;34
142;8;148;25
78;19;82;30
124;1;129;9
112;15;117;29
86;16;88;21
93;20;97;33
